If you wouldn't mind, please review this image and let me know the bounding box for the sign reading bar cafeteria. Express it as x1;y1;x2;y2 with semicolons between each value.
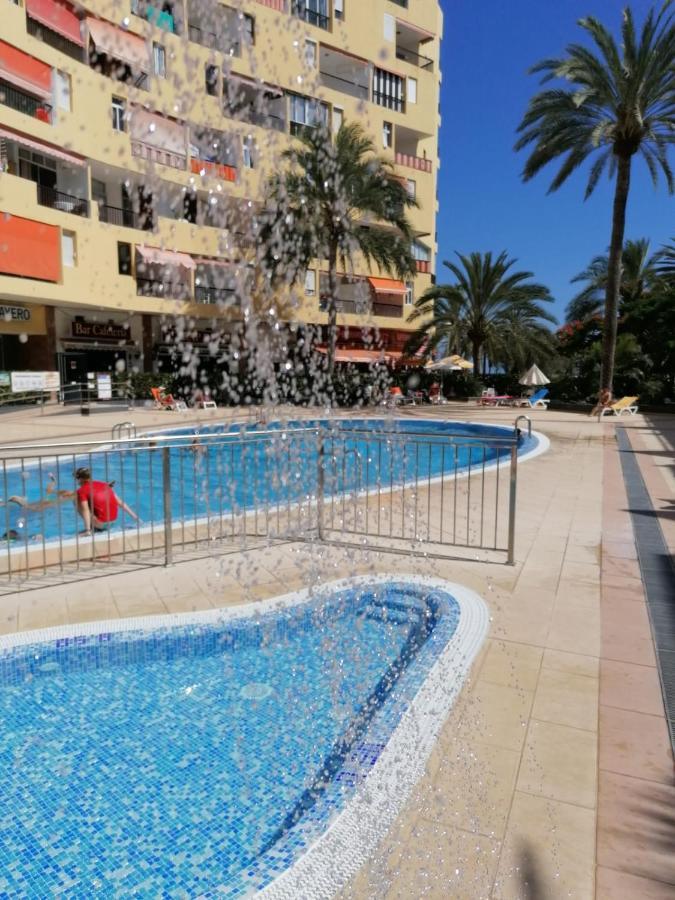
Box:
72;320;130;341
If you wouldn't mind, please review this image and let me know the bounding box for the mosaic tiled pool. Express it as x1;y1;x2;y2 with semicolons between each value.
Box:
0;576;488;897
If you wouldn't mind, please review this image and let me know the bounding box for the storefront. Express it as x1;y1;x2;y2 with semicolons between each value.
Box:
56;313;142;385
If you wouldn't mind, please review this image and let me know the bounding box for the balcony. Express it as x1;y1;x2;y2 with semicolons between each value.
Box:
131;141;186;171
37;185;89;217
0;80;52;123
319;47;369;101
190;158;237;182
395;46;433;71
99;203;145;229
395;151;432;173
292;1;329;30
415;259;430;274
26;16;84;63
195;285;237;305
136;277;191;300
373;302;404;318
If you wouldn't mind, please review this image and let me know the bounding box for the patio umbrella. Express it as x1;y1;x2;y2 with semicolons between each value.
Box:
519;364;550;386
424;354;473;372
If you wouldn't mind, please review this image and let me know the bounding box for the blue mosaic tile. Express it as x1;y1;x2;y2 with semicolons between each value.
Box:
0;583;460;896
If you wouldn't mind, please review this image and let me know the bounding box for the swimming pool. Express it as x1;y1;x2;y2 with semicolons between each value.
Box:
0;418;543;543
0;576;488;897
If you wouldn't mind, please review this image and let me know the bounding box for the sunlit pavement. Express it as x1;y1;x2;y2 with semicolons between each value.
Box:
1;403;673;898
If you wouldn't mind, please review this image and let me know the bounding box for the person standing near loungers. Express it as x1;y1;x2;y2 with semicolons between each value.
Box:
74;467;139;534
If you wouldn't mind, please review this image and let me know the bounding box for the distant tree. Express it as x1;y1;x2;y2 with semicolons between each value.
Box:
566;238;661;322
259;122;417;386
406;251;555;374
516;3;675;393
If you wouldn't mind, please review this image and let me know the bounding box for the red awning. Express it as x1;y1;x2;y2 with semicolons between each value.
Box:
87;18;150;71
136;246;196;270
0;40;52;100
368;277;407;296
26;0;83;47
316;347;388;364
0;124;85;165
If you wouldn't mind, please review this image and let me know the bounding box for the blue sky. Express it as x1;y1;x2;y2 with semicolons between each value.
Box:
436;0;673;324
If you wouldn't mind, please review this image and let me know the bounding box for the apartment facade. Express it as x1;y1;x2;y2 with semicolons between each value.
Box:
0;0;442;383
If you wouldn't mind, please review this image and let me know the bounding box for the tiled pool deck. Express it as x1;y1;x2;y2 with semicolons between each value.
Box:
0;403;673;898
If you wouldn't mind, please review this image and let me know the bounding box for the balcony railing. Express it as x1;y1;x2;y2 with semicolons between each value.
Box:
256;0;286;9
395;151;433;173
187;23;218;48
396;46;434;71
131;140;186;170
373;302;404;318
292;3;329;29
415;259;430;274
195;285;237;305
0;79;52;123
190;158;237;182
136;277;191;300
373;91;405;114
37;185;89;217
319;70;369;101
27;16;84;62
98;204;149;229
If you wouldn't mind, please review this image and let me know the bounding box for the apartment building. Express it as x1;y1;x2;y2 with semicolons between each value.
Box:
0;0;442;383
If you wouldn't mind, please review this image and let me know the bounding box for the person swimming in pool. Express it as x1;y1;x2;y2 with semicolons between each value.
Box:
74;467;139;535
0;475;72;541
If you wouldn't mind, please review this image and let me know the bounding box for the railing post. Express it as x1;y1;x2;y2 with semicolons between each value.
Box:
162;445;173;566
507;443;518;565
317;431;325;541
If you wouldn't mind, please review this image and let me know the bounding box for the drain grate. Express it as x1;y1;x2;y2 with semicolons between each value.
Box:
616;428;675;752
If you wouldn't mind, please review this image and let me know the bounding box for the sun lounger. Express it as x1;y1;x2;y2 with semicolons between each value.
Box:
518;388;550;409
600;396;639;417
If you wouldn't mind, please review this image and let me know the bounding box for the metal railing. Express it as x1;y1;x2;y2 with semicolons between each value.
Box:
99;203;144;229
136;277;192;300
0;79;52;122
395;46;434;70
373;91;405;113
292;3;330;29
0;423;520;590
194;285;237;305
37;184;89;217
319;71;369;100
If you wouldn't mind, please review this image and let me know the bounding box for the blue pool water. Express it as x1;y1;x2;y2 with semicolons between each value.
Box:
0;418;534;542
0;582;461;896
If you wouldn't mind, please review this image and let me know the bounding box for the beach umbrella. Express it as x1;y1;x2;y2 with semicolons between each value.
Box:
519;364;550;386
424;355;473;372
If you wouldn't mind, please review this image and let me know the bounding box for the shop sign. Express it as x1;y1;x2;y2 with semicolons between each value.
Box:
97;374;112;400
0;305;31;323
0;304;46;336
10;371;61;392
71;321;130;341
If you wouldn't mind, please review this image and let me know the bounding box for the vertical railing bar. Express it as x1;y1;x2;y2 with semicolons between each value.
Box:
134;447;141;561
2;460;11;582
452;444;458;545
103;450;112;562
494;445;500;550
55;454;64;573
217;441;224;542
119;442;128;564
192;443;198;550
364;437;370;537
205;440;212;548
389;437;395;538
480;445;487;549
178;443;185;551
507;443;518;564
20;456;29;578
317;430;325;541
439;443;446;545
413;441;419;541
377;437;382;538
230;443;236;541
37;454;47;575
73;453;80;572
148;445;156;556
163;445;173;566
401;441;408;540
466;443;472;546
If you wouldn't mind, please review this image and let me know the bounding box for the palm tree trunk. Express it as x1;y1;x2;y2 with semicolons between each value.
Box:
326;239;339;389
472;340;481;377
601;154;632;392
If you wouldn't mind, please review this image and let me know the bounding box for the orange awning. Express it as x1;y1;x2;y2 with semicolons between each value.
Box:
316;347;388;364
87;18;150;71
0;213;60;283
0;40;52;99
136;246;196;270
26;0;83;46
368;277;407;296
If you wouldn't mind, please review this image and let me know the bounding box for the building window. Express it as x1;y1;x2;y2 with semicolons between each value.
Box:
382;121;393;148
304;269;316;296
373;68;404;113
61;231;76;267
242;136;255;169
205;64;219;96
289;94;328;135
153;43;166;77
305;39;317;67
334;0;344;20
243;13;255;46
332;106;343;134
111;97;126;132
54;70;71;112
117;242;131;275
405;281;414;305
407;76;417;104
406;178;416;199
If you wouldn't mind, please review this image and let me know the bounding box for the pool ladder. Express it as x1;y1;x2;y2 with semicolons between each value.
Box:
514;415;532;438
112;421;137;441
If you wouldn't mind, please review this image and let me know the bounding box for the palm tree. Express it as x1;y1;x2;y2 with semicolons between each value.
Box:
655;237;675;284
516;3;675;393
406;251;555;374
566;238;661;322
259;122;417;382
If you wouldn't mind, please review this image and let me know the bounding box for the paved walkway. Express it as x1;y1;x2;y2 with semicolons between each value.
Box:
0;405;673;898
